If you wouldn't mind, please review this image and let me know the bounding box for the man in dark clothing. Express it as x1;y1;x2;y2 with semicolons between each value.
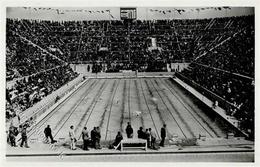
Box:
20;125;29;148
9;126;17;147
44;125;56;144
82;127;90;150
90;127;96;148
113;131;123;150
95;127;101;149
160;124;166;147
125;122;133;138
137;127;145;139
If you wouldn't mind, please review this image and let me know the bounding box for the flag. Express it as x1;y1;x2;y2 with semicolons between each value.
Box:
99;47;108;51
109;13;114;18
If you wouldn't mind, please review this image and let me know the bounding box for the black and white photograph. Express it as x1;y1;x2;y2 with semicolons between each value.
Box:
1;0;258;164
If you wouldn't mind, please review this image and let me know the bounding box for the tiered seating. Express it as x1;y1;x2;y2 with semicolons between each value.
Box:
6;65;78;120
6;16;254;135
179;16;254;135
7;17;251;72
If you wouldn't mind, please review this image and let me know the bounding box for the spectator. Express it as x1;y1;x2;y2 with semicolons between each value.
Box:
81;127;90;151
125;122;133;138
69;125;76;150
20;125;29;148
8;126;18;147
149;128;157;149
95;127;102;149
137;127;145;139
112;131;123;150
145;128;151;148
212;100;218;109
10;113;20;129
90;127;96;148
44;125;56;144
160;124;166;147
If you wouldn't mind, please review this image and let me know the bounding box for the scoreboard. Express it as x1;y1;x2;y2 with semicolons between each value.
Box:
120;8;137;20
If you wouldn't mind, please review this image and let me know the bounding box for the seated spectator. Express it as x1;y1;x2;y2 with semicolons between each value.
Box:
111;131;123;150
125;122;133;138
137;127;145;139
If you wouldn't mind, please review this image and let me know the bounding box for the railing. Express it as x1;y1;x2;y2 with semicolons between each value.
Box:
17;75;84;125
175;72;238;111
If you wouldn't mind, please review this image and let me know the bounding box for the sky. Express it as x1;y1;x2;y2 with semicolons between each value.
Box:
6;7;254;21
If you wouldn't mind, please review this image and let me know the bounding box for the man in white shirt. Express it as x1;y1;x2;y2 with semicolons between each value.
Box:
69;125;76;150
149;128;157;149
10;113;20;129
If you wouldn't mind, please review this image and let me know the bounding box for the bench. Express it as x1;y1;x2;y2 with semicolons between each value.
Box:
120;139;147;151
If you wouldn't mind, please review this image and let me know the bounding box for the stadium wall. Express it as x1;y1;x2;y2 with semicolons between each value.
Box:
172;73;248;138
9;74;85;129
70;63;189;74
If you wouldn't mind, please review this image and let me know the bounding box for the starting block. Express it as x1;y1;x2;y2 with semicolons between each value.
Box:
199;134;206;141
30;138;39;143
58;137;65;142
226;133;234;139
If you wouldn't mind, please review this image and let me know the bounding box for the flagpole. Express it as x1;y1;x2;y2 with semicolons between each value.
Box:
146;7;148;20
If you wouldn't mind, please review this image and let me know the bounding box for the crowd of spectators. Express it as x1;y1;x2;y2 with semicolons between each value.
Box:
6;15;254;138
180;64;254;137
6;33;63;80
6;65;78;120
7;16;253;73
179;15;254;137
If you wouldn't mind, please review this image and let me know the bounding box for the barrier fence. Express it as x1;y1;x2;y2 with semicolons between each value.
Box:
15;75;84;126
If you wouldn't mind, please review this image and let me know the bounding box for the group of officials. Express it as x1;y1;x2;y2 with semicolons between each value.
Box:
7;115;35;148
69;125;102;150
8;120;167;151
66;122;167;150
135;123;167;149
68;122;167;150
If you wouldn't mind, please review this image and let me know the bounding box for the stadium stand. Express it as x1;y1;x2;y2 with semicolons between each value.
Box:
6;15;254;138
